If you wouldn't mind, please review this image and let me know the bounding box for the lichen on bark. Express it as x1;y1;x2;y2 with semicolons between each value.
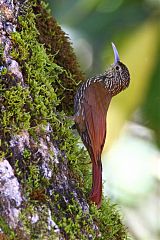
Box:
0;0;128;239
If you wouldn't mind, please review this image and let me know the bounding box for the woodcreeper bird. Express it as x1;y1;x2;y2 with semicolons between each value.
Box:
74;43;130;208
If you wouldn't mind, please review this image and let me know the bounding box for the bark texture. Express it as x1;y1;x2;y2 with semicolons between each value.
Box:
0;1;127;239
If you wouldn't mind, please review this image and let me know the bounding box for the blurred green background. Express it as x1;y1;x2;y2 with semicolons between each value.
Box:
47;0;160;239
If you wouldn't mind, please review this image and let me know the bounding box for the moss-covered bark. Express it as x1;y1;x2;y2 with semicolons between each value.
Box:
0;0;127;239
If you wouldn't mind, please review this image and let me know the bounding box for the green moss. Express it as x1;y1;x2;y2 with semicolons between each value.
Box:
2;84;31;130
50;195;96;239
19;204;59;240
10;12;63;130
0;217;15;239
0;67;7;75
22;149;31;159
0;45;4;58
0;4;65;134
91;201;127;240
32;1;84;113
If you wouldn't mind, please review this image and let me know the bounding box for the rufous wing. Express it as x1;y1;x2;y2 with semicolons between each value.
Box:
83;82;112;162
83;82;112;207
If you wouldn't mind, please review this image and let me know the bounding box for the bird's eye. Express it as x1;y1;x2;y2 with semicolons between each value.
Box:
115;65;120;71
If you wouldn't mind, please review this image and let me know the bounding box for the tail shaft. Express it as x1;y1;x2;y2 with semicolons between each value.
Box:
89;161;102;208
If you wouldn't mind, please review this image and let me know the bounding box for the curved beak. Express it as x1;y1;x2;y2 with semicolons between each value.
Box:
112;42;120;64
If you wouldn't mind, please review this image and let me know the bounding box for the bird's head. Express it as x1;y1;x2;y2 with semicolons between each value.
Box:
109;43;130;95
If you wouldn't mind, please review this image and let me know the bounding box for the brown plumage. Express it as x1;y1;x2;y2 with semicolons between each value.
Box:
74;43;130;208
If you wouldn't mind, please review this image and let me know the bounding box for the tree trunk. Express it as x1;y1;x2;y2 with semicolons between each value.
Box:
0;0;127;239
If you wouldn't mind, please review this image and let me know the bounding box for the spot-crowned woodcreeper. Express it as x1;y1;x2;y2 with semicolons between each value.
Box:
74;43;130;208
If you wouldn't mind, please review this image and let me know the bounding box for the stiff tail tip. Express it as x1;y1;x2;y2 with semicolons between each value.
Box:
89;162;102;209
90;192;102;209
